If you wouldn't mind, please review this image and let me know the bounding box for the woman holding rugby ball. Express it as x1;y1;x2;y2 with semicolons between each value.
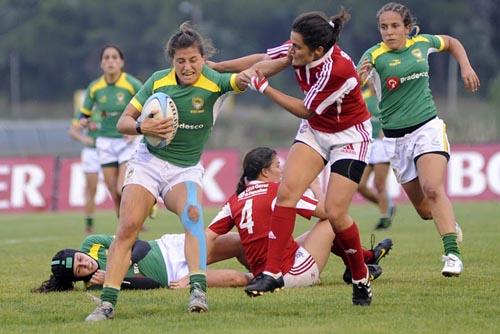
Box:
84;22;247;321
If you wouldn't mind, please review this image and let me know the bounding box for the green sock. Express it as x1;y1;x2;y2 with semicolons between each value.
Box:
101;287;120;306
85;217;94;228
189;273;207;293
442;233;461;259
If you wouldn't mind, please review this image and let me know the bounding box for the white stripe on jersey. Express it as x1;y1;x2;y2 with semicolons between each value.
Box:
314;77;358;115
209;202;232;226
296;196;317;212
304;57;333;109
267;43;291;59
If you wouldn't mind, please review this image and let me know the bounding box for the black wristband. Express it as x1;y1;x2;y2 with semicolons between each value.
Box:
135;120;143;134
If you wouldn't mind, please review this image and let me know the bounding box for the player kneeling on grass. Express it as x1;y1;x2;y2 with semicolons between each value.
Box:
206;147;393;295
33;233;250;294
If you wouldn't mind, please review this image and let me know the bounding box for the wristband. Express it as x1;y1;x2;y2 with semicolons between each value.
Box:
135;120;143;135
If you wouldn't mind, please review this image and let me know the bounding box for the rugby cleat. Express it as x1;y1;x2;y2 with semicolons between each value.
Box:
342;264;383;284
370;236;393;265
188;283;208;313
244;273;284;297
85;301;115;322
441;254;463;277
352;280;372;306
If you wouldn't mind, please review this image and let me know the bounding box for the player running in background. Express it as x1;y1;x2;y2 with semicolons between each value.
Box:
207;147;392;292
68;105;101;234
357;2;479;277
357;79;396;230
84;23;248;321
78;45;154;219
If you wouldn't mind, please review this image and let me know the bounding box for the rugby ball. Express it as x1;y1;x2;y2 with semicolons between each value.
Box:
138;92;178;148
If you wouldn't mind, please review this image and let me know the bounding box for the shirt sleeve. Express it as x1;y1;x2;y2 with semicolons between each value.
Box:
80;86;95;116
266;41;292;59
296;193;318;220
422;34;446;53
208;202;235;235
130;74;154;112
80;234;114;253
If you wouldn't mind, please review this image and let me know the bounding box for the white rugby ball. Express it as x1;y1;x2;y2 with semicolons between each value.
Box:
138;92;178;148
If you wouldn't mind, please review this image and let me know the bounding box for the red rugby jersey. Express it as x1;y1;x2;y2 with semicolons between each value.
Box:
209;181;317;276
267;41;370;133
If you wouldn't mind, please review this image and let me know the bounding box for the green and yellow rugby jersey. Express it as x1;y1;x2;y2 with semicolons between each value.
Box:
362;89;381;139
130;65;242;167
80;72;142;138
358;34;445;130
80;234;168;287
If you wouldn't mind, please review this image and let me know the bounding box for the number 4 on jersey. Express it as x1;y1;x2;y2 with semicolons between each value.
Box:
239;199;254;234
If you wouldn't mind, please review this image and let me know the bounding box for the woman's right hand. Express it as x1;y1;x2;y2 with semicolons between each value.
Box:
358;59;373;86
79;117;89;128
140;109;175;139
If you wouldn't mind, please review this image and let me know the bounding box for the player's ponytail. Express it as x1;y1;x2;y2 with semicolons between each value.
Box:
236;147;277;195
292;8;350;53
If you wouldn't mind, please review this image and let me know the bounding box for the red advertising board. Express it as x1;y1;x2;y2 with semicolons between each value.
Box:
0;145;498;213
0;156;55;212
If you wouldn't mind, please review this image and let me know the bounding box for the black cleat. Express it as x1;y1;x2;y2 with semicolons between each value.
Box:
244;273;284;297
352;280;372;306
374;205;396;230
370;236;393;265
342;264;383;284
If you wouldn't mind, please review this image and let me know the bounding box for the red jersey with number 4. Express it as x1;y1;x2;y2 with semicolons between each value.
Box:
267;41;370;133
208;181;317;276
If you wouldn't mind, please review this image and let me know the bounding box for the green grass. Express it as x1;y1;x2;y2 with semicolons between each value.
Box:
1;202;499;333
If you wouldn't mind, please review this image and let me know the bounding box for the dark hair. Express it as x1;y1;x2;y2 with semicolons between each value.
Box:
376;2;420;35
236;147;277;194
165;21;215;60
100;44;124;61
32;248;94;293
292;8;351;52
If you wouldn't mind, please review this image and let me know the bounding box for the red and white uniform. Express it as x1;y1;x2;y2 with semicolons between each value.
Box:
267;42;372;163
267;41;370;133
209;181;317;277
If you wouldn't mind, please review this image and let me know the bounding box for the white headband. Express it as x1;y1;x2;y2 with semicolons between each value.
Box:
328;20;335;29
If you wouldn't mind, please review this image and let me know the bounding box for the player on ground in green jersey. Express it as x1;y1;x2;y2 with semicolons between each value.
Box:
34;233;249;293
357;79;396;230
85;23;248;321
79;45;146;218
357;2;479;277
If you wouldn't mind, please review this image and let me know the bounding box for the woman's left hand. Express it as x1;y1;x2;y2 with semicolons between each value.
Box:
461;66;480;92
89;269;106;285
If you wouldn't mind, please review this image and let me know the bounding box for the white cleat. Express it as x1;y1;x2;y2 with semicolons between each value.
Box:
85;301;115;322
441;254;463;277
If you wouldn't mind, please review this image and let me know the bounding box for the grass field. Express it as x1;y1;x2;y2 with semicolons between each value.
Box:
0;202;499;334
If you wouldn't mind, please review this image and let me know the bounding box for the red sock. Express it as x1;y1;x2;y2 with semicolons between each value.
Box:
335;222;368;281
264;205;296;274
331;237;351;268
363;248;374;263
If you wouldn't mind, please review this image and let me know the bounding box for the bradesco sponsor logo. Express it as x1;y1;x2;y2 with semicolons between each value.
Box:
385;71;428;91
178;122;204;130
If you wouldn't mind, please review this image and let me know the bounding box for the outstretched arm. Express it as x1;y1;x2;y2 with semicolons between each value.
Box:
208;53;270;73
440;35;480;92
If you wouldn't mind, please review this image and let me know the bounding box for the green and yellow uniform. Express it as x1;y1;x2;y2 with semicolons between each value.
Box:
130;65;242;167
80;234;168;287
358;34;445;130
80;72;142;138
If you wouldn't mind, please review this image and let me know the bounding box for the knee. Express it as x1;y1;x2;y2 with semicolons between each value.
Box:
374;180;386;193
325;205;348;223
187;205;200;222
421;183;444;202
